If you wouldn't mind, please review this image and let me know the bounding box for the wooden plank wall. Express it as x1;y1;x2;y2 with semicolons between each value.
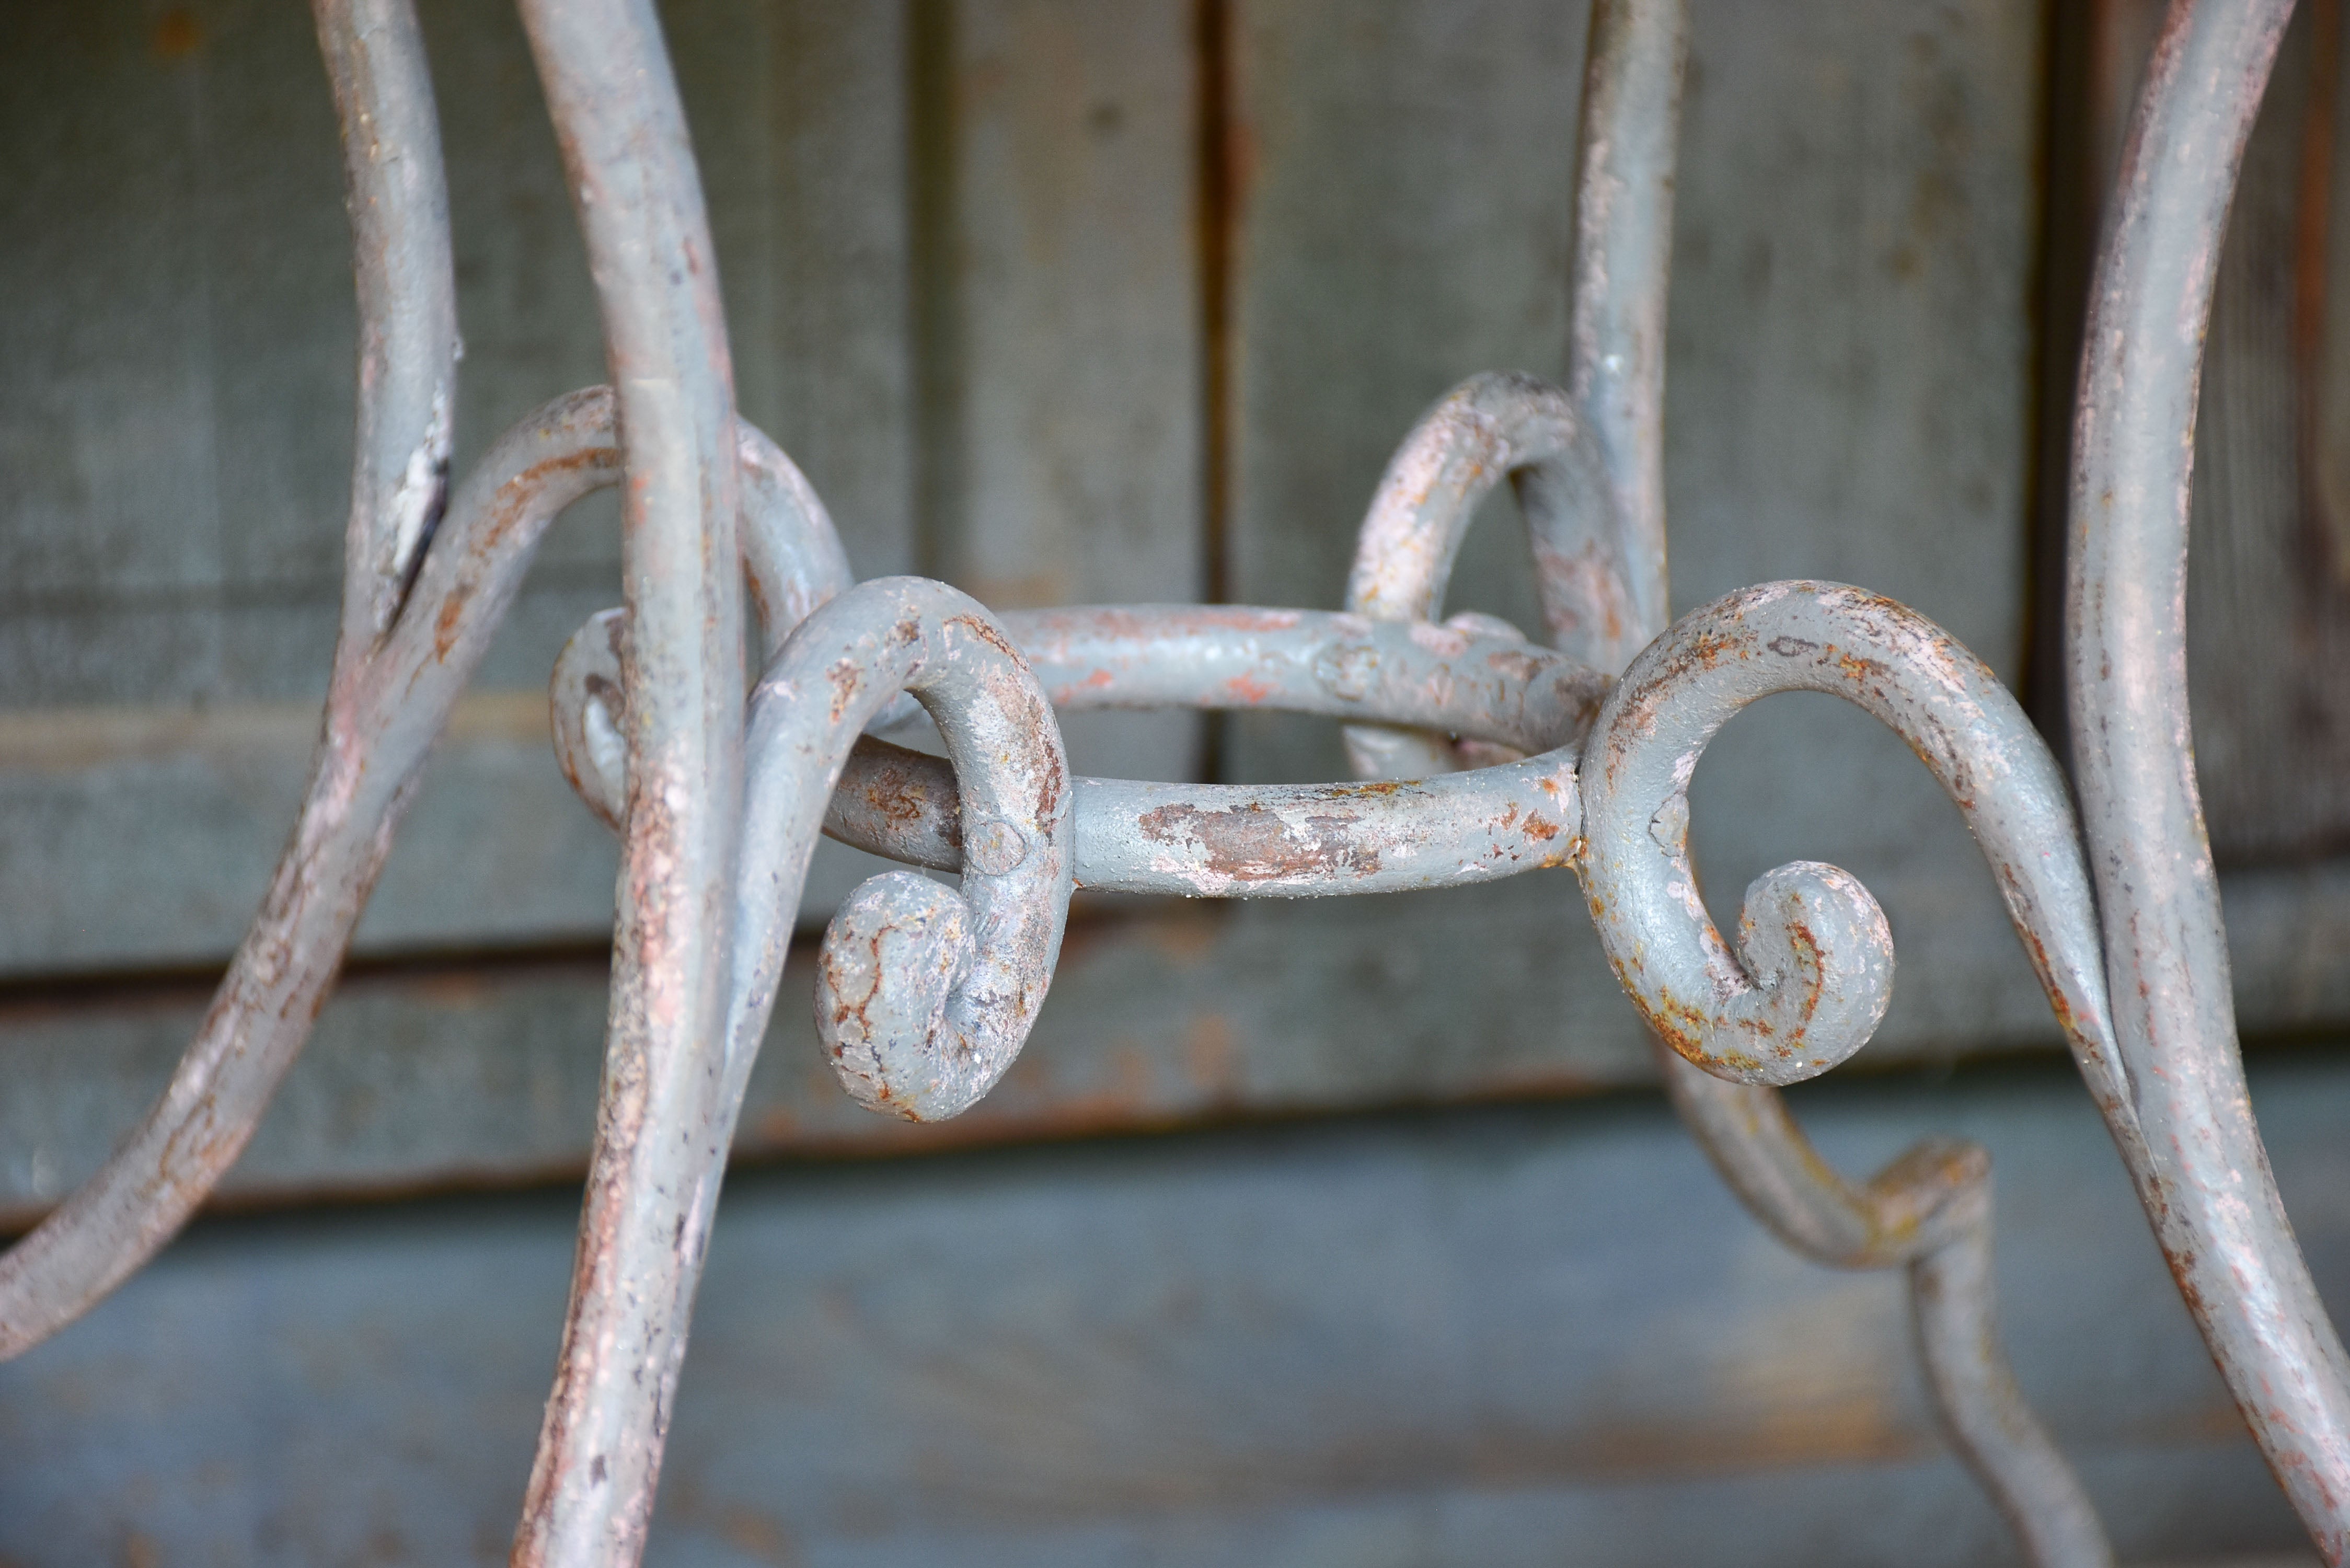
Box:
8;0;2347;1213
5;2;2350;1562
4;1055;2341;1565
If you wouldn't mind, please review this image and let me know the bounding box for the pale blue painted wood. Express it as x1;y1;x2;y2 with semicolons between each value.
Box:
3;1059;2337;1565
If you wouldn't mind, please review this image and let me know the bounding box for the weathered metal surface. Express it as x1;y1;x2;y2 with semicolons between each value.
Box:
0;0;2342;1563
509;0;748;1554
1577;587;2114;1562
1325;8;2107;1560
558;605;1602;898
1579;583;2110;1092
2067;0;2350;1556
742;578;1074;1123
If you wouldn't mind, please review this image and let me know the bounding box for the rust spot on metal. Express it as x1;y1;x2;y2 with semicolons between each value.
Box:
1136;801;1380;882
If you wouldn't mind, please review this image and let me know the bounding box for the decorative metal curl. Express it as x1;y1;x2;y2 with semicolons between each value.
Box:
706;580;1080;1122
12;0;2350;1565
559;606;1605;898
1578;582;2114;1091
1337;401;2113;1565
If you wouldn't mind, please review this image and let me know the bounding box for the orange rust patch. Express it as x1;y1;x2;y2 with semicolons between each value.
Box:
947;613;1021;663
434;592;466;661
1833;649;1892;685
1136;801;1379;883
1487;648;1543;682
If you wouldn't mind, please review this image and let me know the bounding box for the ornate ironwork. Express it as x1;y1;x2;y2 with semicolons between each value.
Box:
0;0;2338;1563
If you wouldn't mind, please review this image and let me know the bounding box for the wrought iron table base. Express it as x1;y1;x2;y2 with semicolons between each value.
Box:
0;0;2339;1564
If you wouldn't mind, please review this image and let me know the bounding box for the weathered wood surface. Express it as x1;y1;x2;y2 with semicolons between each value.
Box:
4;1057;2342;1565
9;858;2350;1223
6;0;2350;1214
1215;0;2061;1100
919;0;1207;787
0;0;925;969
2043;0;2350;867
2184;0;2350;866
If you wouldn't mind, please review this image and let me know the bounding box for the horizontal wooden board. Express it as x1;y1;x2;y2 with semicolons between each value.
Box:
8;857;2350;1221
3;1057;2340;1564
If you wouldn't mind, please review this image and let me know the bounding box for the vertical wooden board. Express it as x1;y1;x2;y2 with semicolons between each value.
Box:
671;0;940;911
664;0;919;585
2171;3;2350;868
1222;0;2052;1060
0;0;615;708
0;0;931;970
925;0;1206;783
422;0;614;577
0;2;235;704
1224;0;1586;790
1670;3;2051;1058
663;0;929;913
198;0;376;627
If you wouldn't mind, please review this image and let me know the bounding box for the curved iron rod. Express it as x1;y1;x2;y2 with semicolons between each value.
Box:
538;578;1074;1556
512;0;747;1555
1341;371;1600;778
0;367;854;1365
8;1;2324;1561
1318;6;2111;1560
319;0;459;648
0;0;463;1361
1566;6;2105;1559
742;579;1074;1124
1562;0;1681;673
1579;583;2118;1094
555;605;1602;897
2067;0;2350;1553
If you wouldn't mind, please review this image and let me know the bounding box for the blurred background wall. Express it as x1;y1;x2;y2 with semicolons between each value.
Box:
0;0;2347;1562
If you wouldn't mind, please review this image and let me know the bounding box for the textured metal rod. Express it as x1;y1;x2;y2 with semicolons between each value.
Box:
1577;587;2117;1561
2066;0;2350;1554
863;605;1595;896
0;0;465;1361
540;578;1073;1552
1579;583;2117;1091
554;606;1603;898
1908;1172;2114;1567
511;0;745;1558
550;416;860;838
738;578;1073;1124
1561;0;1683;672
0;374;841;1366
1559;8;2107;1561
1340;372;1600;778
322;0;459;647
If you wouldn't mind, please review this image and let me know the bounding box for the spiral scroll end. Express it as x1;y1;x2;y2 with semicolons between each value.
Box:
550;607;630;833
815;871;978;1122
1729;859;1895;1084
